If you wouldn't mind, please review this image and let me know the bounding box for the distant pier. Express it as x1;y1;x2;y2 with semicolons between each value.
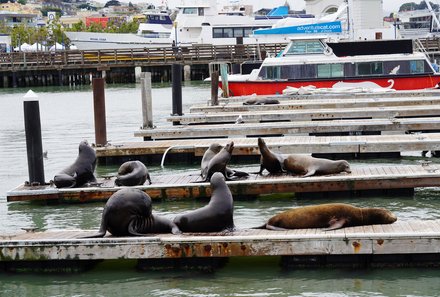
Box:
0;43;285;88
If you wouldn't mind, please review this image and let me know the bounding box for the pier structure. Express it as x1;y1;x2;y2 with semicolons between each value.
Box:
0;43;284;88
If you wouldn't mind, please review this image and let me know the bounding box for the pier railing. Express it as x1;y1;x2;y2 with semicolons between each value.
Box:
0;43;286;71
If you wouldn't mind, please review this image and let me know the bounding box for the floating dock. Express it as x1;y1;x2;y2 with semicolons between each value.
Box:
7;163;440;203
96;133;440;164
2;219;440;271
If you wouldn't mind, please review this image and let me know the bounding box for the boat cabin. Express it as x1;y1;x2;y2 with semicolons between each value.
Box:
257;38;436;81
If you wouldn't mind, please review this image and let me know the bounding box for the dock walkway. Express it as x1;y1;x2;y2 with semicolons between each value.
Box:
96;133;440;162
2;219;440;270
7;164;440;203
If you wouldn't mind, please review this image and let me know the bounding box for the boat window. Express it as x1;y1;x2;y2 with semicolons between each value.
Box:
410;60;424;73
212;27;267;38
183;8;198;14
260;66;281;79
244;28;253;36
356;62;383;76
213;28;223;38
383;61;407;75
285;40;324;55
223;28;233;38
233;28;244;37
279;64;316;79
317;64;343;78
198;8;204;16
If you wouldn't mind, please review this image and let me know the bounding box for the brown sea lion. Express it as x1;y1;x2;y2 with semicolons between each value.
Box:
203;141;235;181
256;203;397;231
53;140;97;188
173;172;234;232
257;137;286;175
201;143;248;180
283;154;351;177
83;188;181;237
115;160;151;186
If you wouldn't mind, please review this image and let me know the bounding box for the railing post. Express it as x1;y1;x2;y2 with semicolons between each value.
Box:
92;78;107;146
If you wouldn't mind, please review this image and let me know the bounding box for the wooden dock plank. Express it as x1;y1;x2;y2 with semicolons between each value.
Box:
169;105;440;124
96;133;440;159
2;220;440;262
191;96;440;113
7;164;440;203
134;117;440;140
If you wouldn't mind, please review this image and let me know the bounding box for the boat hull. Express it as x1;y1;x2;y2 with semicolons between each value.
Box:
222;75;440;96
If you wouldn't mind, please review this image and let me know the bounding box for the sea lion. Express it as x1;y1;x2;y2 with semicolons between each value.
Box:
84;188;181;237
203;141;235;181
53;140;97;188
283;154;351;177
257;137;285;174
115;160;151;186
173;172;234;232
201;143;248;180
257;203;397;231
243;98;280;105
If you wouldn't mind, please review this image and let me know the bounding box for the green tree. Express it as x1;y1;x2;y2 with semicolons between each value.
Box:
17;0;27;5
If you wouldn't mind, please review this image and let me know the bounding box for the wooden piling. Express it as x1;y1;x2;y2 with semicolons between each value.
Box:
171;64;183;126
211;71;219;106
220;63;229;98
141;72;153;129
92;78;107;147
23;98;45;185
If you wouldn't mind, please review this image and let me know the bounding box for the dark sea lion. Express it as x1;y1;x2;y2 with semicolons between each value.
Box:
201;143;248;180
115;160;151;186
283;154;351;177
84;188;181;237
53;140;97;188
257;203;397;231
243;98;280;105
174;172;234;232
203;141;235;181
257;137;285;174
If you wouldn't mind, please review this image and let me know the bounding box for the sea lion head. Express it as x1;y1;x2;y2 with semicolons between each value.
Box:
258;138;266;149
209;143;223;154
363;207;397;225
225;141;234;154
210;171;225;188
338;160;351;173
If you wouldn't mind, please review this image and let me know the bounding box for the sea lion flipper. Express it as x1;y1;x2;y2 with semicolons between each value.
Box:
266;224;288;231
147;173;152;185
324;217;347;231
302;169;316;178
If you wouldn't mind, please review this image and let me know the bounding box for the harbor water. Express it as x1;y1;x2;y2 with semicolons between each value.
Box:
1;82;440;296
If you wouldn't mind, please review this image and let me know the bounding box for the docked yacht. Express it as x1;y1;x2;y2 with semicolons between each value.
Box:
221;37;440;96
65;10;174;50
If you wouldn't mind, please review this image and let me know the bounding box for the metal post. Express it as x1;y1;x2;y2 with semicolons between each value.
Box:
23;96;45;185
171;63;183;117
92;78;107;146
141;72;153;129
211;70;219;106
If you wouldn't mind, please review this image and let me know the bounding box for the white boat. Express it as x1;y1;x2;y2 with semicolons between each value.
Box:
65;10;174;50
397;0;440;39
171;0;306;46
